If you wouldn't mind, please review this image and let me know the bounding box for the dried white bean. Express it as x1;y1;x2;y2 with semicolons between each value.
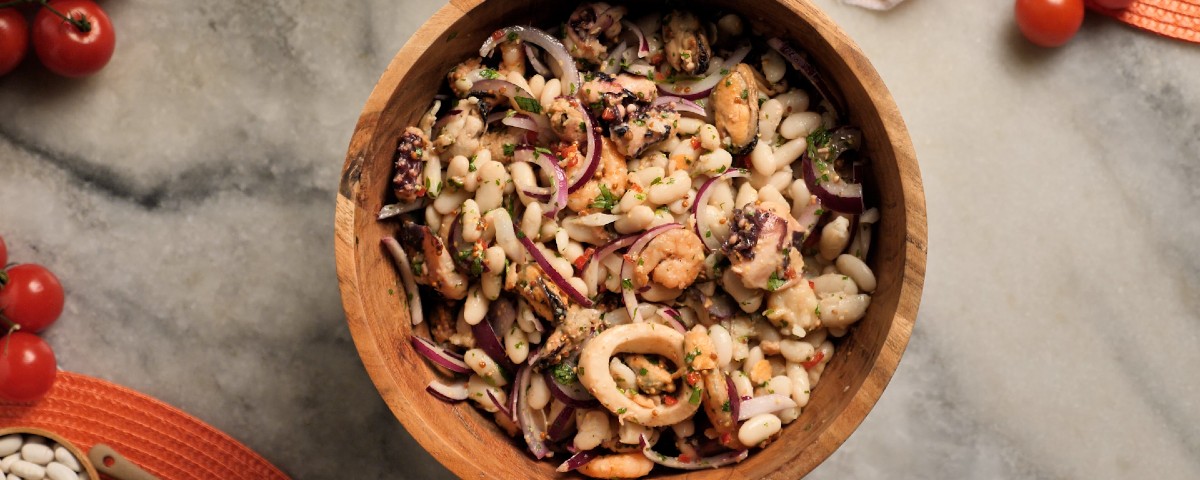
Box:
460;199;483;242
0;453;18;472
467;374;506;412
808;341;835;385
45;463;75;480
812;273;858;297
648;171;691;205
698;124;721;151
475;160;509;212
539;78;561;109
734;182;758;209
463;286;490;325
722;269;762;312
505;324;529;364
749;141;776;177
21;443;52;465
52;447;79;473
775;90;810;115
779;339;816;364
756;185;788;212
432;185;471;215
818;293;871;329
761;49;786;84
695;148;732;175
758;99;784;142
485;209;524;262
674;117;705;136
0;436;18;457
772;136;808;166
630;166;665;189
423;156;444;197
738;413;782;447
717;13;743;37
465;348;508;387
509;162;539;205
731;370;754;398
787;363;813;407
9;460;45;480
528;74;546;99
610;358;638;390
520;202;543;239
836;254;876;292
528;373;551;411
614;205;654;234
671;418;695;439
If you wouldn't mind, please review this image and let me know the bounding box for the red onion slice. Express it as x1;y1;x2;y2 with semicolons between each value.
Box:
639;434;749;470
470;79;542;114
725;375;741;422
657;307;686;333
487;389;513;421
621;223;682;321
802;151;864;214
471;316;517;374
377;200;425;220
736;394;798;421
531;150;569;217
546;404;578;442
691;168;750;250
426;380;469;403
432;109;463;134
382;237;425;325
767;37;846;118
582;234;638;295
544;371;599;407
652;95;707;118
515;366;551;459
518;235;595;307
566;100;602;194
556;448;597;472
481;26;580;98
621;20;649;58
524;43;551;76
411;336;471;374
501;112;541;132
602;41;629;75
656;44;751;100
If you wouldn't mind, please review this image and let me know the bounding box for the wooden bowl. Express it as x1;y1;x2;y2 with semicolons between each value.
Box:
334;0;926;477
0;427;101;479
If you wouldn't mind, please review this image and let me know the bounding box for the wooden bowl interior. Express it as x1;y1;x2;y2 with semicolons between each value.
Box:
0;427;102;479
335;0;925;478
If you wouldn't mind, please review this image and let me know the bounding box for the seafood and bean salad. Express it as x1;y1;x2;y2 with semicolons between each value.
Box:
380;3;880;477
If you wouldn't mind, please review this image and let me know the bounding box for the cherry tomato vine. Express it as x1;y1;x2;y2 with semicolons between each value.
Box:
0;0;115;78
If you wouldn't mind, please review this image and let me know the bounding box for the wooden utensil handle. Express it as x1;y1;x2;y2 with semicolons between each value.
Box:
88;443;161;480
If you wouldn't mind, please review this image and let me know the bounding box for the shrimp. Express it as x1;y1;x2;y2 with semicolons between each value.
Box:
576;452;654;479
632;228;705;290
568;137;628;212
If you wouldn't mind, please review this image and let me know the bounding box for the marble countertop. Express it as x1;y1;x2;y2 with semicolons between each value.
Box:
1;1;1196;478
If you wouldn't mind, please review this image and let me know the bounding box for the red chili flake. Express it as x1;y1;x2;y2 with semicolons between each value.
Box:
808;280;815;290
720;432;733;445
801;350;826;370
491;30;505;41
685;372;701;386
690;137;701;149
573;247;595;271
663;395;678;406
678;454;691;463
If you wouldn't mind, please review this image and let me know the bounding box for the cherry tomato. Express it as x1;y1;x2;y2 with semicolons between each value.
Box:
1015;0;1085;47
0;332;57;402
0;8;29;77
32;0;115;77
0;264;65;333
0;234;7;267
1092;0;1135;8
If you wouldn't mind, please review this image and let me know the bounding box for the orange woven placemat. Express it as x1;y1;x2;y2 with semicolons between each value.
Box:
1087;0;1200;43
0;372;289;480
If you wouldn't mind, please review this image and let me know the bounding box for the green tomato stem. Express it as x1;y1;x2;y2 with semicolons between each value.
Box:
38;0;91;33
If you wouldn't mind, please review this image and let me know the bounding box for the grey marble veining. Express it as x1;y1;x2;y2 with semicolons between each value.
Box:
1;1;1197;479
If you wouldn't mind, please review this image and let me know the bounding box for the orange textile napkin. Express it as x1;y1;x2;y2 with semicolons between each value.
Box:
0;372;289;480
1087;0;1200;43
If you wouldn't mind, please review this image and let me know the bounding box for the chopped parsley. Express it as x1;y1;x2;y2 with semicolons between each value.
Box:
590;183;618;211
721;400;731;412
621;278;634;291
550;363;577;385
515;96;543;114
684;348;701;365
807;126;831;160
479;68;500;80
740;89;749;100
617;407;627;414
639;368;648;376
767;271;786;291
502;143;516;157
688;388;703;405
506;31;518;42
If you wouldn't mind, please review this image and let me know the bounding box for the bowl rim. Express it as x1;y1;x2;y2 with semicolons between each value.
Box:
334;0;926;477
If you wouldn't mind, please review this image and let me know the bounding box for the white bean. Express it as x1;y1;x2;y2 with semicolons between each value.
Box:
709;180;735;215
748;141;776;177
758;99;784;143
467;374;506;412
819;294;871;329
786;363;813;408
761;375;793;399
614;205;654;234
486;209;524;262
45;463;75;480
695;148;732;176
775;90;810;115
756;185;788;212
432;186;471;215
819;216;852;261
674;117;705;136
630;166;665;189
52;447;79;472
780;111;823;140
9;461;45;480
722;269;762;313
460;199;483;242
812;273;858;297
772;136;808;167
505;324;529;364
779;340;816;364
528;74;546;99
734;182;758;209
463;286;490;326
21;443;53;465
708;325;733;367
528;373;551;410
671;418;695;439
521;202;543;239
648;171;691;205
738;413;782;447
509;162;539;205
0;453;18;472
475;160;509;212
731;370;754;398
574;410;610;451
465;349;508;387
423;153;444;197
761;49;786;84
808;340;835;385
539;78;561;109
0;436;18;457
836;254;876;292
619;421;653;445
717;13;743;37
768;169;793;193
698;124;722;151
745;346;765;376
